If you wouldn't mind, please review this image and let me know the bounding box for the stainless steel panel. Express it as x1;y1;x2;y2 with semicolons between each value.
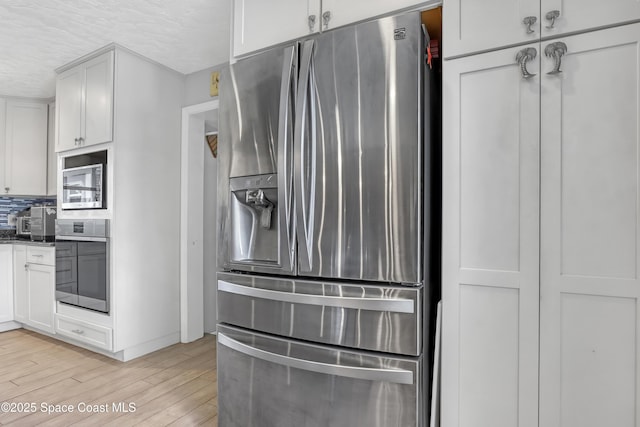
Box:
219;45;296;276
296;13;424;284
217;272;421;356
217;324;421;427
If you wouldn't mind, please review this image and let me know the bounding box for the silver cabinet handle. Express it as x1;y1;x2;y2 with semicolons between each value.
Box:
545;10;560;29
74;138;79;146
33;254;43;257
322;11;331;29
218;280;415;313
523;16;537;34
308;14;316;32
24;263;28;270
78;137;84;145
4;187;8;193
516;47;537;79
72;329;85;335
218;333;414;385
545;41;568;74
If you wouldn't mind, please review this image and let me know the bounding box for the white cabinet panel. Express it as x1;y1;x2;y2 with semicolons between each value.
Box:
321;0;428;31
459;285;519;427
233;0;319;57
0;246;13;324
3;100;48;196
540;24;640;427
13;245;27;323
442;44;540;427
443;0;539;58
47;103;56;196
56;66;83;152
540;0;640;39
26;263;55;334
84;51;114;147
560;294;636;427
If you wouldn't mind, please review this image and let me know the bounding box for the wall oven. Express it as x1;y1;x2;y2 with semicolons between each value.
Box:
61;150;107;210
55;219;109;313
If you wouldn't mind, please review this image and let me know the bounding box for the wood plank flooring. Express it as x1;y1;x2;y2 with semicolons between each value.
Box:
0;329;217;426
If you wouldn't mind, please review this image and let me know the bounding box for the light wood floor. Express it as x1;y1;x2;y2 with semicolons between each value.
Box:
0;329;217;426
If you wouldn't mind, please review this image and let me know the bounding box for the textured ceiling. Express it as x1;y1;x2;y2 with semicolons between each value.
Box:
0;0;231;99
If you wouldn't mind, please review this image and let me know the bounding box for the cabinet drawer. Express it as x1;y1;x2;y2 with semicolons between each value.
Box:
55;314;113;351
27;246;54;266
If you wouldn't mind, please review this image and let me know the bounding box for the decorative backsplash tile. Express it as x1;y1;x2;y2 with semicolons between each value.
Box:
0;196;55;228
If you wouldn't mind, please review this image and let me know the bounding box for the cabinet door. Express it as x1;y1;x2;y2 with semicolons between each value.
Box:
233;0;320;57
442;44;540;427
4;100;48;196
540;0;640;39
0;246;13;323
321;0;429;31
443;0;539;58
540;24;640;427
47;103;57;196
26;263;55;334
13;245;27;323
56;65;83;152
0;99;6;194
83;51;114;148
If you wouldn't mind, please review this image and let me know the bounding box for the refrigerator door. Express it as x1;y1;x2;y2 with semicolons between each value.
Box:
294;12;424;284
218;271;421;356
217;324;422;427
219;45;296;275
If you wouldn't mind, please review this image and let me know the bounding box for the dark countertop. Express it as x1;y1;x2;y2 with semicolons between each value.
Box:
0;238;55;247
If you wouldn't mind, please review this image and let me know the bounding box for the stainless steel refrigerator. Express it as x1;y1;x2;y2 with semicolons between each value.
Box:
217;11;435;427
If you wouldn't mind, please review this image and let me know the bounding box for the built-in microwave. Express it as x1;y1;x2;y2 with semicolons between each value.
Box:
61;150;107;210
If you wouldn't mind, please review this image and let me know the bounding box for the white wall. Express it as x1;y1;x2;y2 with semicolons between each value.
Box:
184;64;227;106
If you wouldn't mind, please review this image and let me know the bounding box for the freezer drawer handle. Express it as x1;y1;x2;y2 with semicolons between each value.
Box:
218;280;415;313
218;332;414;385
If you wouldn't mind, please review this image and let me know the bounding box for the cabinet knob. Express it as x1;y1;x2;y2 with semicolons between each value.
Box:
545;10;560;29
322;11;331;29
544;41;568;74
4;187;8;193
72;329;85;335
516;47;537;79
522;16;537;34
308;14;316;32
74;138;79;146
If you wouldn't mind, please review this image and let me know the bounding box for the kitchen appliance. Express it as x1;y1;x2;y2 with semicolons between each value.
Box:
30;205;56;242
61;150;107;210
15;209;31;238
55;219;109;313
217;12;436;427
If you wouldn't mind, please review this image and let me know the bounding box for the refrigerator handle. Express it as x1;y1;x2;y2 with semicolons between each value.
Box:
277;45;297;271
294;39;316;273
218;332;415;385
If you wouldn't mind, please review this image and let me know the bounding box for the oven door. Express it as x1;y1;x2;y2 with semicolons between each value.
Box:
61;164;103;210
55;238;109;313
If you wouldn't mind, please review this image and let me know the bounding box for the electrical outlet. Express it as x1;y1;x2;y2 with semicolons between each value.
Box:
210;71;220;97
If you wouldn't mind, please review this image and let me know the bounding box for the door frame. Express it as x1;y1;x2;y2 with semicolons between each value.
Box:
180;99;219;343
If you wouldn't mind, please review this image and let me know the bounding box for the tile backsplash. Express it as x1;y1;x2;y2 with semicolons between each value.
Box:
0;196;55;228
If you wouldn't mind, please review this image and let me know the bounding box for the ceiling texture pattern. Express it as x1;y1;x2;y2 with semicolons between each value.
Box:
0;0;231;99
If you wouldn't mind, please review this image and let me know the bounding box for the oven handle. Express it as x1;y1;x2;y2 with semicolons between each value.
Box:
56;236;108;242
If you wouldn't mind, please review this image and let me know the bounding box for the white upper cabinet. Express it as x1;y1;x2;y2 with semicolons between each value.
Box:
56;50;114;152
233;0;320;57
47;103;56;196
232;0;435;57
443;0;539;58
321;0;434;31
2;100;48;196
444;0;640;58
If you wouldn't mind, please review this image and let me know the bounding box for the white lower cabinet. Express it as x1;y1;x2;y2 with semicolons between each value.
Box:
13;245;55;334
55;314;112;351
443;22;640;427
0;245;15;326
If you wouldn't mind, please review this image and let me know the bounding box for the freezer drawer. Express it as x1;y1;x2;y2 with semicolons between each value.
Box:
218;272;422;356
217;325;422;427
